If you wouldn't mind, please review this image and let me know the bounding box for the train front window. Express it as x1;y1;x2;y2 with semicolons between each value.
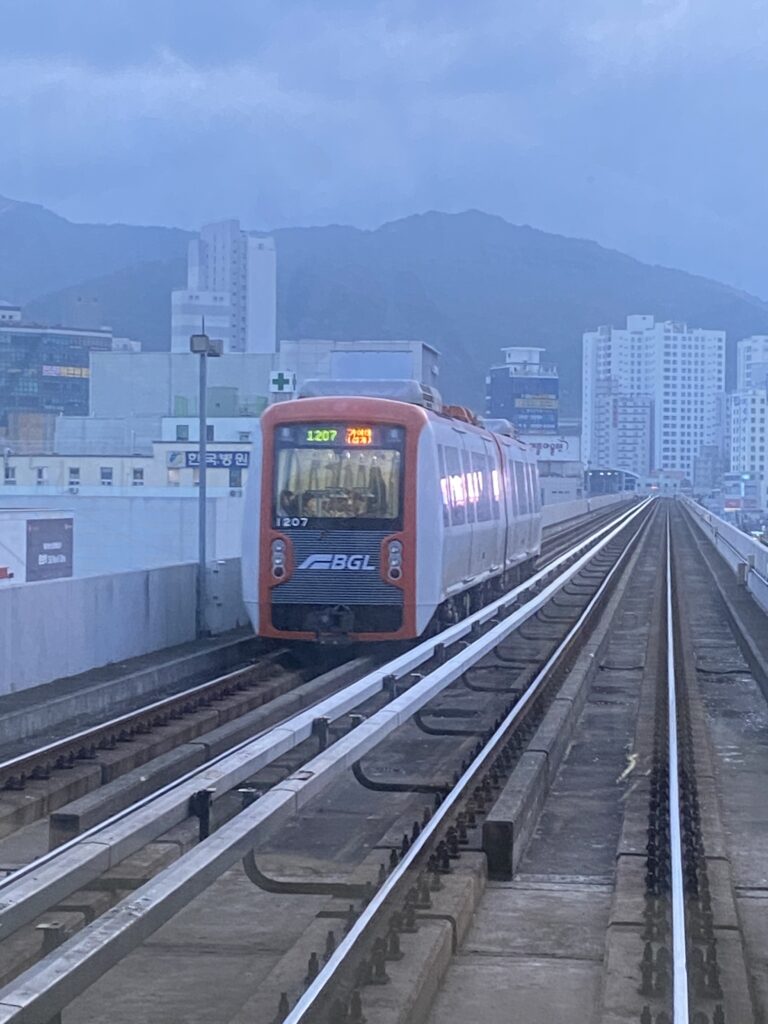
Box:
274;431;403;527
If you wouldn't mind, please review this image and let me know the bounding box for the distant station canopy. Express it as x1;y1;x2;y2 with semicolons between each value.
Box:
297;378;443;412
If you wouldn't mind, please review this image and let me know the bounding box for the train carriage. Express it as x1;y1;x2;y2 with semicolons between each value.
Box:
242;380;542;642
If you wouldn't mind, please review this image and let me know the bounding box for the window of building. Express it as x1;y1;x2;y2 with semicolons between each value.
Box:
229;467;243;488
36;467;47;485
176;424;190;441
206;424;214;441
100;466;113;486
4;465;16;485
167;468;180;486
132;468;144;486
238;431;252;442
68;467;80;486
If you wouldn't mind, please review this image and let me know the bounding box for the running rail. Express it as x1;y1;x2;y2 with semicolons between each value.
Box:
666;518;689;1021
0;499;653;1023
284;498;651;1024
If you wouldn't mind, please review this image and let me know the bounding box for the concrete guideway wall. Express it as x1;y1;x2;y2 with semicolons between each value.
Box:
0;559;247;697
540;490;636;528
681;496;768;613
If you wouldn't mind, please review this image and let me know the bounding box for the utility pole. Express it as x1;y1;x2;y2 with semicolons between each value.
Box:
190;332;222;637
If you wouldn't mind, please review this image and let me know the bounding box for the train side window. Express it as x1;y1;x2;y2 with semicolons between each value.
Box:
487;451;501;520
528;464;541;512
507;459;519;517
444;445;466;526
461;448;475;523
515;461;529;515
472;451;492;522
438;445;450;527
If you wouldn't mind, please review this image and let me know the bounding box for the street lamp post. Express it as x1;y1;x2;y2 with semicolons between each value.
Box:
190;333;223;638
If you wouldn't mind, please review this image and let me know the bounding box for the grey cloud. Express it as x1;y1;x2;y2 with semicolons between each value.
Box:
2;0;768;293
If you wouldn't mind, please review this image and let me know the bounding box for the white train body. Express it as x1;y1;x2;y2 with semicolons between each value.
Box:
242;382;542;641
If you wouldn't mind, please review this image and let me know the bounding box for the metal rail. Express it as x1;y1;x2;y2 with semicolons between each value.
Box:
0;499;653;1023
284;500;651;1023
666;518;689;1022
0;651;287;790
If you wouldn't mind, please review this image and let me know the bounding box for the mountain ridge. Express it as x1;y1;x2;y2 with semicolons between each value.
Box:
6;201;768;411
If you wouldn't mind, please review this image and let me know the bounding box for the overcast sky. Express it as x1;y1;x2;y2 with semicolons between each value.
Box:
3;0;768;295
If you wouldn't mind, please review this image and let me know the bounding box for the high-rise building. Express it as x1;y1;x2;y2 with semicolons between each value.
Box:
171;219;276;355
582;315;726;481
729;387;768;509
485;347;559;433
736;336;768;391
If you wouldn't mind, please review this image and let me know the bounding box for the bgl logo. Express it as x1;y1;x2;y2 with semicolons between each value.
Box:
297;553;376;571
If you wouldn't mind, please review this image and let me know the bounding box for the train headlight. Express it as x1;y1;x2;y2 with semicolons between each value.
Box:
271;539;286;579
387;540;403;580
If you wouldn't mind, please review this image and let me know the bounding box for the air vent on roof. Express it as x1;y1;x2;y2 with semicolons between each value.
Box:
479;417;515;437
297;379;443;412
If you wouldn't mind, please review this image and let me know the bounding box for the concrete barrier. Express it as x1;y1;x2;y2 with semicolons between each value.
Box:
681;497;768;614
541;491;636;528
0;558;248;697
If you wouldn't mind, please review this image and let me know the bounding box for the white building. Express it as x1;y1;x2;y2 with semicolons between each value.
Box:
729;387;768;509
737;336;768;390
582;315;726;481
0;301;21;323
171;220;276;355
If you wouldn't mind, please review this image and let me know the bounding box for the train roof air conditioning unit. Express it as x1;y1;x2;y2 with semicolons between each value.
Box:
297;379;443;412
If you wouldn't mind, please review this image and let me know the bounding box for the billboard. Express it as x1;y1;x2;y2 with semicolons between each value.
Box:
26;518;74;582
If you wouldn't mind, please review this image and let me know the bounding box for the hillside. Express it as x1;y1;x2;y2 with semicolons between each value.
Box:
0;196;190;303
9;204;768;411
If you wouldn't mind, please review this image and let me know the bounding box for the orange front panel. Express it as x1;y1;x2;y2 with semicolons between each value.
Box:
258;397;426;640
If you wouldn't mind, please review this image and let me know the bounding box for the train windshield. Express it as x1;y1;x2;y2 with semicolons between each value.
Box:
273;423;404;528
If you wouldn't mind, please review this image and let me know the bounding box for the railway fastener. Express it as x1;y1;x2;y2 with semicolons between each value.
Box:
312;717;331;751
273;992;290;1024
305;951;320;985
402;902;417;933
371;937;390;984
386;926;404;961
355;956;373;988
415;875;432;908
189;787;215;840
349;989;366;1023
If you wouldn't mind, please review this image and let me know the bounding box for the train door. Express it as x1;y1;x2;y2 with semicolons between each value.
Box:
441;439;472;589
458;438;476;582
482;438;505;575
513;458;531;553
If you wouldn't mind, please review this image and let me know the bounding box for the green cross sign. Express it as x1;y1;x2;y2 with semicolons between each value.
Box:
270;371;295;393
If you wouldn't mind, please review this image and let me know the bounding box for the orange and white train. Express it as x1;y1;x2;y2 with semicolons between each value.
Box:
242;380;542;642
